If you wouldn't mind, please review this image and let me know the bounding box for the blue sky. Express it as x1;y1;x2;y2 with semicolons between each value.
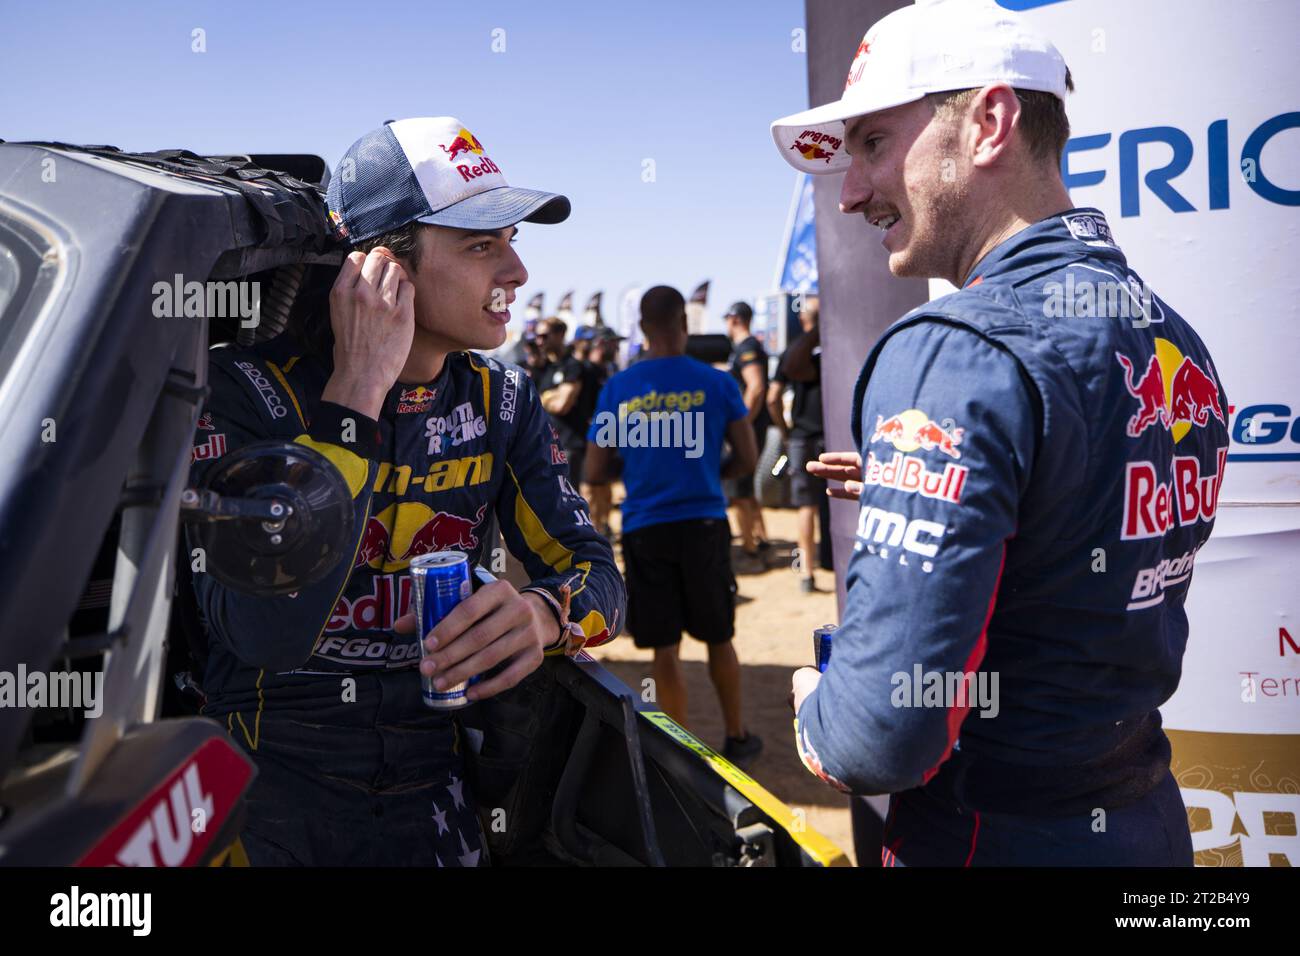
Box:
0;0;811;333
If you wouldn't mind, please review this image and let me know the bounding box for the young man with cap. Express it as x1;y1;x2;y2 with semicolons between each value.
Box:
723;301;772;570
777;0;1227;865
188;116;625;865
585;286;763;766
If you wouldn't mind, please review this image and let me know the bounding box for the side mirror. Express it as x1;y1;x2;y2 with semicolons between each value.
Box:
182;441;353;597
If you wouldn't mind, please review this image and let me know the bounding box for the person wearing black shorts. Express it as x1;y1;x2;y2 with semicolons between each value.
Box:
723;302;772;568
622;517;734;648
768;297;826;593
585;286;763;767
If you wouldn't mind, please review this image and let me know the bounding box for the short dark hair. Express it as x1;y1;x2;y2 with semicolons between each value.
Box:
640;285;686;335
350;220;424;273
927;68;1075;164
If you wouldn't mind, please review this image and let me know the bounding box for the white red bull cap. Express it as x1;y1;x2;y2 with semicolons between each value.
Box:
770;0;1069;174
326;116;570;243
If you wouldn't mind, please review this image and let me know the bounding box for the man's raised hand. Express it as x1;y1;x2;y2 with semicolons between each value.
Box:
808;451;864;500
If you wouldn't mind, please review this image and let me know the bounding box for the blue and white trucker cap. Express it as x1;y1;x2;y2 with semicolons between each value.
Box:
326;116;571;243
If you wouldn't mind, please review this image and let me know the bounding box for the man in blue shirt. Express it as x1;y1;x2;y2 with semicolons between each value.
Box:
585;286;762;766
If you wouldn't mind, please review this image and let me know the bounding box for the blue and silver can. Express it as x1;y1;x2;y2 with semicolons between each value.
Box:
813;624;836;673
410;551;475;709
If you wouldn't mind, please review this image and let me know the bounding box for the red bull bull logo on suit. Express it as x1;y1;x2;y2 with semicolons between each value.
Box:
329;501;489;642
871;408;965;460
397;386;436;414
353;502;487;572
1116;338;1226;441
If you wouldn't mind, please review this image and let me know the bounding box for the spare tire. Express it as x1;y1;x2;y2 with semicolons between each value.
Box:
755;426;790;509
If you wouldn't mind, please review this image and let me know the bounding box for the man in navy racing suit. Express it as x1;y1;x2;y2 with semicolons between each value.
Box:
773;2;1227;865
188;116;625;865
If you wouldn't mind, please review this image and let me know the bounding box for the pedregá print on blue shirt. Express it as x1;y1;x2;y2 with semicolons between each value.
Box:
587;355;748;533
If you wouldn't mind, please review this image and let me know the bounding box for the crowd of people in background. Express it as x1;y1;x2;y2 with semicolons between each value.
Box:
500;289;825;767
505;294;825;567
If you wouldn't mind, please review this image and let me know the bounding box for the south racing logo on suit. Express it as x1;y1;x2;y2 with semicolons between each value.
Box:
426;401;487;454
1115;337;1229;610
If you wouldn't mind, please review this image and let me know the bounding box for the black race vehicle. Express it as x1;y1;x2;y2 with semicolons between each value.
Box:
0;141;847;867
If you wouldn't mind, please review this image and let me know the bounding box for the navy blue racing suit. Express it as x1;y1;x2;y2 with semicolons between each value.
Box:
187;334;625;865
795;209;1228;866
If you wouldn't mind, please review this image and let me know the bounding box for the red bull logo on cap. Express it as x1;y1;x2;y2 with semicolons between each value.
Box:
844;36;873;91
1116;339;1225;442
792;140;835;164
353;501;487;572
441;128;484;162
327;208;349;239
791;129;843;164
871;409;964;460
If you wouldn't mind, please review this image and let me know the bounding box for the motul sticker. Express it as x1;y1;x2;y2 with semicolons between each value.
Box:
78;737;253;867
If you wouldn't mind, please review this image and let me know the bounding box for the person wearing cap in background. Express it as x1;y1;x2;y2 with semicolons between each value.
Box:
580;327;625;538
590;327;623;384
571;331;594;365
777;0;1227;865
188;116;625;865
722;301;773;572
585;286;763;767
535;316;599;499
522;334;548;383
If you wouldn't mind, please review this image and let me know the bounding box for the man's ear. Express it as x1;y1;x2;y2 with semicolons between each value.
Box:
971;83;1021;169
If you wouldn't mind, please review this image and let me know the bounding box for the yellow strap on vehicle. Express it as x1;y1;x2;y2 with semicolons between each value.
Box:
640;711;850;867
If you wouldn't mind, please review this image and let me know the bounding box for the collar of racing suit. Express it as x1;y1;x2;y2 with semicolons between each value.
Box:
962;206;1124;289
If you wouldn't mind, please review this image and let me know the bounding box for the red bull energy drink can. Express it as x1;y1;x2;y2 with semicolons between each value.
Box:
813;624;836;673
410;551;476;709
